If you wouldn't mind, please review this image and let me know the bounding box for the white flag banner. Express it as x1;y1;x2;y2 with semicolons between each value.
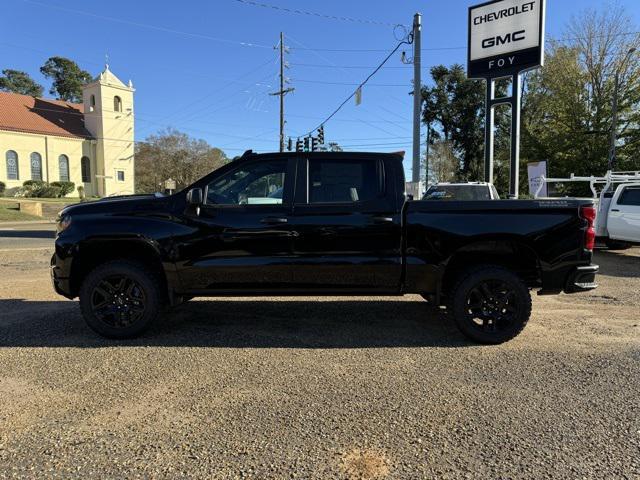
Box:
528;161;547;197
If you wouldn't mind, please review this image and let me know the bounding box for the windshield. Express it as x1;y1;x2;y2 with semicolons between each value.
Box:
423;185;492;201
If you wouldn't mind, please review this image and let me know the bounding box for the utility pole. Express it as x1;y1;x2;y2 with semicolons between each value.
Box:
412;13;422;183
270;32;295;152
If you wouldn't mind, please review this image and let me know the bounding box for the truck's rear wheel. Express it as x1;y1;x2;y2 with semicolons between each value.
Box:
79;261;162;339
448;266;531;344
605;239;632;251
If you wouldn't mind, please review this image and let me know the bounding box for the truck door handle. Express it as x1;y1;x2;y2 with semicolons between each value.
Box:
372;216;394;224
260;217;288;225
611;209;620;212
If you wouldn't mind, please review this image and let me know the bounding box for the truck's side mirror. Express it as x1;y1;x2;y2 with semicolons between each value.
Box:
186;188;203;205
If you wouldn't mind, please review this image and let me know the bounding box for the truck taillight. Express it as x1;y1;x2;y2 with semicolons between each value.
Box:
580;205;596;251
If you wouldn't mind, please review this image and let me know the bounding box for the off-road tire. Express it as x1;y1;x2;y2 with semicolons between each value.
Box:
79;260;162;339
448;265;532;344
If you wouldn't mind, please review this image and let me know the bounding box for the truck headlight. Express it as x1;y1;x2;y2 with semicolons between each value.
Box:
56;214;72;234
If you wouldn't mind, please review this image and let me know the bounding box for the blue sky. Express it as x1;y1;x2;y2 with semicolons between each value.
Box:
3;0;640;176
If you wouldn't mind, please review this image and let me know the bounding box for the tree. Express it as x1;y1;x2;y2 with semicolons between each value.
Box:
421;65;486;177
521;4;640;184
135;128;229;193
40;57;92;102
0;69;43;96
424;139;459;184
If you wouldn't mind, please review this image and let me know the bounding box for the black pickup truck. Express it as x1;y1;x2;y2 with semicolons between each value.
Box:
51;151;598;343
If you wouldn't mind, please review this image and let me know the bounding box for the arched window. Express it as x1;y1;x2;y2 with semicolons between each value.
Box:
90;94;96;112
81;156;91;183
58;154;69;182
6;150;19;180
114;96;122;112
30;152;43;181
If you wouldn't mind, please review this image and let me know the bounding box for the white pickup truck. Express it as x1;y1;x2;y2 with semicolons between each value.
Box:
534;171;640;249
422;182;500;201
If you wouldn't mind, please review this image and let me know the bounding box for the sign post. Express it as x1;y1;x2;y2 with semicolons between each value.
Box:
164;178;177;195
468;0;546;198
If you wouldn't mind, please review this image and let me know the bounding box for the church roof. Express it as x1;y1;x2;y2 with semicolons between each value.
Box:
90;65;132;90
0;92;93;139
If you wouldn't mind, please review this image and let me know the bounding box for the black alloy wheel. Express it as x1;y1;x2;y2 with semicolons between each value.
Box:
79;261;162;339
449;265;532;344
464;279;518;334
90;275;146;328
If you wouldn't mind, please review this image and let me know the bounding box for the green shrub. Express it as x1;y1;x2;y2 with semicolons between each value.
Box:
50;181;75;197
77;185;85;200
22;179;46;188
16;180;62;198
0;181;5;196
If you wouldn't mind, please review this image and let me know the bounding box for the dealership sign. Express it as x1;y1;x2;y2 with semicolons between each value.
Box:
468;0;546;78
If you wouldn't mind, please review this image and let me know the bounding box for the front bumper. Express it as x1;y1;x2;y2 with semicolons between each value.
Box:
564;265;599;293
51;252;74;299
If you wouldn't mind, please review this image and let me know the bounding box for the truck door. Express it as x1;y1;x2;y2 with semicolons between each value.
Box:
607;185;640;242
287;155;402;292
177;157;298;291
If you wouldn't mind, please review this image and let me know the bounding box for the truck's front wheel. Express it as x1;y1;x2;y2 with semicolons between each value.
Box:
448;266;531;344
79;261;162;339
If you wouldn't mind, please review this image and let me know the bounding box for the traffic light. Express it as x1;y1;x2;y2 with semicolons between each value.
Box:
311;137;319;152
317;126;324;144
287;137;293;151
303;137;310;152
296;138;303;152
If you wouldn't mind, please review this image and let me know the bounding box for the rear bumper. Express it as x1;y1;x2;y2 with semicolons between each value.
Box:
564;265;599;293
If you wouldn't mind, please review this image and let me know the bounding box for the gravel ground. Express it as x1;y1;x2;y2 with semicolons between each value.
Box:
0;241;639;479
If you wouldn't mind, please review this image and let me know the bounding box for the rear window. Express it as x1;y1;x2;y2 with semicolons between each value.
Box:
423;185;492;201
618;187;640;206
308;158;381;204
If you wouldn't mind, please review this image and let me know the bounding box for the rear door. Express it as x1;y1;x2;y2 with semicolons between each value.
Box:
287;155;402;292
608;185;640;242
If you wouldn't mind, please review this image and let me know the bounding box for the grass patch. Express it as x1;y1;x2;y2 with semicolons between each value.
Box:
0;197;81;204
0;203;42;222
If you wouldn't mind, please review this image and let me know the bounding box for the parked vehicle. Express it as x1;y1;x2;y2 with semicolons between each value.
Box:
52;151;598;344
423;182;500;201
534;170;640;249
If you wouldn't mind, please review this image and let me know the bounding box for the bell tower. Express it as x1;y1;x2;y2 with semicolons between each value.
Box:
82;64;135;196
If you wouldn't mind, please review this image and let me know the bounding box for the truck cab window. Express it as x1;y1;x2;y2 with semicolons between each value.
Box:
206;159;287;205
308;158;380;204
618;187;640;206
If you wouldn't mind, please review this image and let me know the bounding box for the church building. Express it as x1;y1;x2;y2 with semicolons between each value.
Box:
0;65;135;197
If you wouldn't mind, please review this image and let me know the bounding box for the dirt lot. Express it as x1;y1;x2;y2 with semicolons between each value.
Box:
0;229;638;479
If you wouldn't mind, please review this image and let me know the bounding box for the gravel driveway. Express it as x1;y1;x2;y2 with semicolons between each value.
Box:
0;234;638;479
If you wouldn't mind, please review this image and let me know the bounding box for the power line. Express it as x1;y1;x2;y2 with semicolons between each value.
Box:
289;46;466;53
231;0;406;27
18;0;272;49
300;37;413;137
291;62;413;69
136;55;278;132
286;32;640;53
293;79;409;87
286;113;411;124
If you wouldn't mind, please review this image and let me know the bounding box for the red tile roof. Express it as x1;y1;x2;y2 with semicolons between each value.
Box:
0;91;93;139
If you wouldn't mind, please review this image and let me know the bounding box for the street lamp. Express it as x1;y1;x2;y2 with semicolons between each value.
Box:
608;47;637;171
